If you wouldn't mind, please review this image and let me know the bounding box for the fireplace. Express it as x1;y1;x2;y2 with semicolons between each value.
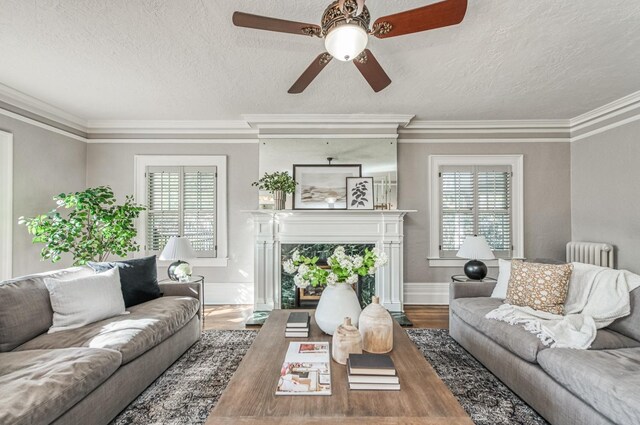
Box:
245;210;414;313
281;244;375;309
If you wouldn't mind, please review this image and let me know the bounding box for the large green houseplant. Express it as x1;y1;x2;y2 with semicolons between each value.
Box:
19;186;145;265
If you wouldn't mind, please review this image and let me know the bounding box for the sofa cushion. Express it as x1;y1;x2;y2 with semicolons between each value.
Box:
0;347;121;425
506;260;573;315
538;347;640;425
451;297;547;363
14;296;198;364
88;255;161;308
45;267;127;333
0;267;94;352
452;297;640;363
608;287;640;342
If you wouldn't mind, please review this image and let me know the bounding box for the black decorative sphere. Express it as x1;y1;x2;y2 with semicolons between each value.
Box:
464;260;488;280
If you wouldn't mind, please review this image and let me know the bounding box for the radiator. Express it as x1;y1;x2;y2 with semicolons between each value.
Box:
566;242;614;268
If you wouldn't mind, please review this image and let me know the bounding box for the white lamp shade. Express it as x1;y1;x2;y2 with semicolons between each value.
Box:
456;235;496;260
324;24;368;61
159;236;196;261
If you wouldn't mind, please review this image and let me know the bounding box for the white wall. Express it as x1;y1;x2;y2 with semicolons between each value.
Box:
0;114;87;277
399;142;572;303
86;142;259;304
571;119;640;273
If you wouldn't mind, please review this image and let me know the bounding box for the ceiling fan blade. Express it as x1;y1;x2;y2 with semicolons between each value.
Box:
353;50;391;93
288;53;333;94
233;12;321;37
372;0;467;39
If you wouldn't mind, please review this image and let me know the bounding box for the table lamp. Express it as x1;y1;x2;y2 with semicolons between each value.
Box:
159;236;196;282
456;235;495;280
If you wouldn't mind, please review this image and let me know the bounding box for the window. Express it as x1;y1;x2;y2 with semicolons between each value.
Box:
428;155;523;266
134;155;228;267
146;166;217;257
440;165;511;257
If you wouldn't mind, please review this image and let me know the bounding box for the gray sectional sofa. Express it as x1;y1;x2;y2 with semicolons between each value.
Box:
0;266;202;425
449;281;640;425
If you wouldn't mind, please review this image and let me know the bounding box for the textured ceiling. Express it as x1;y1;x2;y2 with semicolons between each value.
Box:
0;0;639;121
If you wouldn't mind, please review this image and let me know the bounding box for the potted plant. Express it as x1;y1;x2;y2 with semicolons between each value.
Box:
252;171;297;210
283;246;388;334
19;186;145;265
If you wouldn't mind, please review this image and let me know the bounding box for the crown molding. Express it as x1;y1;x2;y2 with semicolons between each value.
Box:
1;81;639;144
243;114;415;129
0;83;87;132
404;119;570;130
86;119;252;134
570;90;640;130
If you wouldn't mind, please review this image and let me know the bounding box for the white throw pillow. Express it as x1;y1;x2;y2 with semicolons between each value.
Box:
44;267;128;333
491;259;512;299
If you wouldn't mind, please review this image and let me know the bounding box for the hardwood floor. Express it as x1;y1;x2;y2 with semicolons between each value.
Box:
203;305;449;331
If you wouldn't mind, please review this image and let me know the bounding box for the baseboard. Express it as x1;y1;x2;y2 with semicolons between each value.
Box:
404;282;450;305
203;282;253;305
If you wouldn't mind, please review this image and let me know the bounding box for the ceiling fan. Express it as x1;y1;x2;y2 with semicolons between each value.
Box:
232;0;468;94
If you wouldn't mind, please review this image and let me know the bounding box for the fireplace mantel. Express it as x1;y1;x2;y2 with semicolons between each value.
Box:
243;210;416;312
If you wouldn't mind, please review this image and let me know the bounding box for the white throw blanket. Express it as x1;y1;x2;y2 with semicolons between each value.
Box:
485;262;640;349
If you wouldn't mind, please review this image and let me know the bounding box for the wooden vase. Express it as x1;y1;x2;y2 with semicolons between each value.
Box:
359;296;393;353
331;317;363;365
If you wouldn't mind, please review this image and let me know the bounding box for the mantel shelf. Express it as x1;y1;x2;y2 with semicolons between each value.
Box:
241;209;417;215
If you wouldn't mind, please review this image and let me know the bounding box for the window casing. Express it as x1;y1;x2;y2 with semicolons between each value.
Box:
134;155;228;268
428;155;523;266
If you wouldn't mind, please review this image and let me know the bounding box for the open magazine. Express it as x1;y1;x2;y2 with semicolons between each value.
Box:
276;342;332;396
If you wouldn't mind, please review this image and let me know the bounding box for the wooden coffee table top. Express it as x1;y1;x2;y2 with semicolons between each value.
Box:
206;310;472;425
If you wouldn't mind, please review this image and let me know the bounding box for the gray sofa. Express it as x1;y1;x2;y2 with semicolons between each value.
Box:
449;281;640;425
0;266;202;425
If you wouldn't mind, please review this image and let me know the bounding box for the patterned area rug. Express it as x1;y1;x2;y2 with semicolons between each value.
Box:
110;330;257;425
111;329;547;425
406;329;548;425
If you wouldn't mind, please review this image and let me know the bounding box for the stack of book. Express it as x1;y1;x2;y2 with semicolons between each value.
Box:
285;312;310;338
347;353;400;391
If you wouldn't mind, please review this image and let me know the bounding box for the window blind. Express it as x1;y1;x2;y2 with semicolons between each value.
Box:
146;166;217;257
440;165;512;257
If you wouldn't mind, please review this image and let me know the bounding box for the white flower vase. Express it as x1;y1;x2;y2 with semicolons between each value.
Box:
315;283;362;335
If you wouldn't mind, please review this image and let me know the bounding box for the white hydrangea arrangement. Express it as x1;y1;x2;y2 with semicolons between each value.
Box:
283;246;388;289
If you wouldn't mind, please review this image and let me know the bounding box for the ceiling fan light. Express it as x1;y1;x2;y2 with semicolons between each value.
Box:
324;24;368;62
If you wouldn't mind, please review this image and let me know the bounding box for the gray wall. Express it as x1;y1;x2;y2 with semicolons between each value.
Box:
398;142;572;283
0;114;87;277
86;142;259;303
571;120;640;273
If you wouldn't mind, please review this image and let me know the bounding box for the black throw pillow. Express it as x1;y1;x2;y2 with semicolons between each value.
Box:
88;255;161;307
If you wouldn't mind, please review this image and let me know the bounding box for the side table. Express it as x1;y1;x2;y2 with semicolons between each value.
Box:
160;275;205;321
451;275;497;283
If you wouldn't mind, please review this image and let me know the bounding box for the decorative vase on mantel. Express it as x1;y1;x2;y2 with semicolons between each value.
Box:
315;282;362;335
273;190;286;210
359;296;393;353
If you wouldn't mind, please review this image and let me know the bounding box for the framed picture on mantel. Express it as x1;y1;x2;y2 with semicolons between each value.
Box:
293;164;361;210
346;177;374;210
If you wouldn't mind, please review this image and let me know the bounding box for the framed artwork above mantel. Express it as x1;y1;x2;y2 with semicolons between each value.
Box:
292;164;362;210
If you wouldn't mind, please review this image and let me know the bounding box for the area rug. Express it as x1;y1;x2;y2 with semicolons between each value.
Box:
406;328;548;425
110;330;257;425
111;329;547;425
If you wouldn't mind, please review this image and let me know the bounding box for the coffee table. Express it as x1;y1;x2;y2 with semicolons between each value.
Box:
206;310;472;425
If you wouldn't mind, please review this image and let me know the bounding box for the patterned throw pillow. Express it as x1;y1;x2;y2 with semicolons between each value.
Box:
505;260;573;315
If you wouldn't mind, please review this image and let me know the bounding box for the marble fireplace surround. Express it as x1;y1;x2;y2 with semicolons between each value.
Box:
245;210;415;313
